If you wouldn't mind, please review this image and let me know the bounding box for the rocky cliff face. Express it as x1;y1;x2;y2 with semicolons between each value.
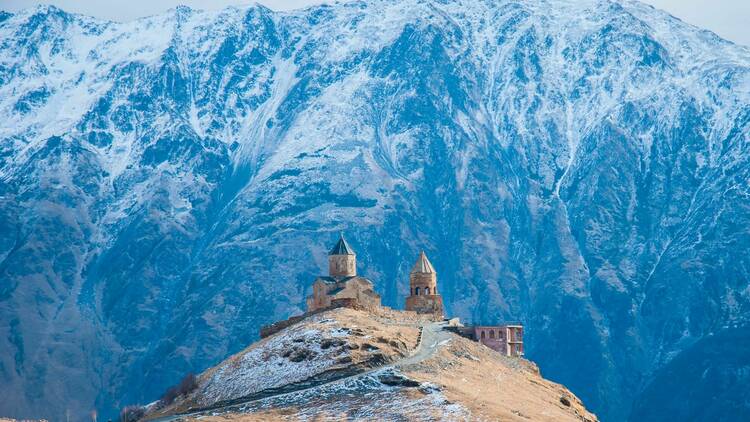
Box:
0;1;748;420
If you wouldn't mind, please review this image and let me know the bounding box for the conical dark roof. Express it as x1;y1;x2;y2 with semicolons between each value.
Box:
329;232;355;255
411;251;436;273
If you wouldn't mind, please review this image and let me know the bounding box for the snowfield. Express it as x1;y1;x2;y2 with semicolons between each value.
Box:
1;0;749;420
199;318;352;405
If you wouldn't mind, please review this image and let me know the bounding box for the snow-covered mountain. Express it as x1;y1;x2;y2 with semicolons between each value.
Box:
0;0;748;420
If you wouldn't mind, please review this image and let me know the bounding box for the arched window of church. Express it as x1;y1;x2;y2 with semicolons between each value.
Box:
480;331;486;339
415;287;421;296
425;287;430;295
490;330;495;338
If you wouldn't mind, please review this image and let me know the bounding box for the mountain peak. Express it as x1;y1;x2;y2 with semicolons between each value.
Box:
1;0;748;421
29;4;64;15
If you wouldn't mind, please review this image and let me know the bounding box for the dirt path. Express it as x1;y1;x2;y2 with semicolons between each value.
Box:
396;320;450;367
150;321;449;421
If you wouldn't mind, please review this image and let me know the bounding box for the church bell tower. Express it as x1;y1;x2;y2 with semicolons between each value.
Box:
405;251;444;319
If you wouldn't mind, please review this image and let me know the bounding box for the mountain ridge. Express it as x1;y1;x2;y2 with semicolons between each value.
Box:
1;0;749;420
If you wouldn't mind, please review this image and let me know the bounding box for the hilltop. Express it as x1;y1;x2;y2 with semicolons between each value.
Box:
140;307;596;421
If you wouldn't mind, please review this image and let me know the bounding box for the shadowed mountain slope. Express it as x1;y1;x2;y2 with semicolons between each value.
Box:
0;0;749;420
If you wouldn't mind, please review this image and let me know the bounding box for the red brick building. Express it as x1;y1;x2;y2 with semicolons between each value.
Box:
472;325;524;357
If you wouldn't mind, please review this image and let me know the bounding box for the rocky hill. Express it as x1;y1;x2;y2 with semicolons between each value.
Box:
1;0;749;420
140;307;596;421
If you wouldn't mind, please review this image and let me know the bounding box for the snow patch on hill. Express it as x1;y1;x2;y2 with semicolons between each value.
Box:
200;319;351;405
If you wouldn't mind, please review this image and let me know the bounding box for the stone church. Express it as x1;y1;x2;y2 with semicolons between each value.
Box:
306;233;444;319
272;233;523;357
305;233;382;312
